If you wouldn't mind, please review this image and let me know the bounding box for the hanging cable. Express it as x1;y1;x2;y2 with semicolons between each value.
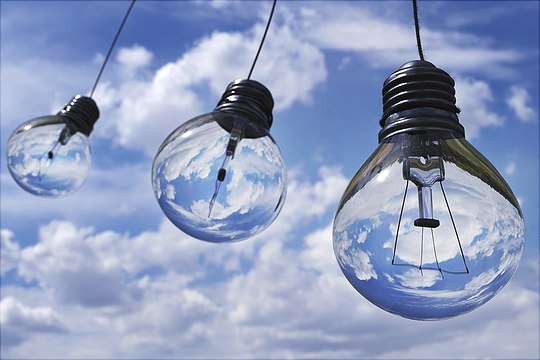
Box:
247;0;277;79
412;0;425;61
89;0;136;97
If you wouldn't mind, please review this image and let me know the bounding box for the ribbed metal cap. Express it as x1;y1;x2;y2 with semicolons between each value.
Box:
57;95;99;136
213;79;274;138
378;60;464;142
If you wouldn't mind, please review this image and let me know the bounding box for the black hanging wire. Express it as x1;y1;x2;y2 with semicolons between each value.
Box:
412;0;425;61
89;0;136;97
247;0;277;79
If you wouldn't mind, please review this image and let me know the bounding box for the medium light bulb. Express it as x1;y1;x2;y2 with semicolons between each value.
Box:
152;79;287;243
6;95;99;197
333;61;525;320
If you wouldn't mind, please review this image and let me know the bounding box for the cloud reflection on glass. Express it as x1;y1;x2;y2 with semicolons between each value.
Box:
333;131;525;320
152;114;287;243
6;116;92;197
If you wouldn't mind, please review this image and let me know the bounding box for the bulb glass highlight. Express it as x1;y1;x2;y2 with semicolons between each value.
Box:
7;116;92;197
152;112;287;243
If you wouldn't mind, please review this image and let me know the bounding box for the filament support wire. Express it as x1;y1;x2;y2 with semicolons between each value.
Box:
391;179;470;276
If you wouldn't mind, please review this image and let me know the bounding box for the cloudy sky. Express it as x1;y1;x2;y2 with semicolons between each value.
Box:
1;0;538;358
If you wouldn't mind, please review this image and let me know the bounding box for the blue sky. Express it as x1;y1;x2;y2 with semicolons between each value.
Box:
0;0;538;358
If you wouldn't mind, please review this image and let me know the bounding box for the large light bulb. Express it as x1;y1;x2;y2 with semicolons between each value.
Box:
152;79;287;243
333;61;525;320
6;95;99;197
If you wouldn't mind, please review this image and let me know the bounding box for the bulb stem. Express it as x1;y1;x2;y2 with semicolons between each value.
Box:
208;127;242;218
37;125;75;181
403;155;444;228
38;139;63;181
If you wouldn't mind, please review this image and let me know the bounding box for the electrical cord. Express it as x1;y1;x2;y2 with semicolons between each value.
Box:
90;0;136;97
247;0;277;79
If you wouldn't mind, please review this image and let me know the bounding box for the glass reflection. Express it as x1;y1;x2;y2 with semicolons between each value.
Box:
7;116;92;197
152;114;287;243
333;132;524;320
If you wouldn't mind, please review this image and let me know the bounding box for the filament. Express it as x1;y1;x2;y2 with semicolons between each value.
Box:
430;228;444;279
392;179;470;277
392;180;410;265
440;182;469;273
420;227;424;276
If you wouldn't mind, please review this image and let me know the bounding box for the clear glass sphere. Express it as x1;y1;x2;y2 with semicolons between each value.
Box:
6;115;92;197
152;112;287;243
333;131;525;320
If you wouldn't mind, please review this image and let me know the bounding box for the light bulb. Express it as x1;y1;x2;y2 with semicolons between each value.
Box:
6;95;99;197
333;61;525;320
152;79;287;243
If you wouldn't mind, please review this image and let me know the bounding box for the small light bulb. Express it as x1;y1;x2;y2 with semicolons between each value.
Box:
333;61;525;320
152;79;287;243
6;95;99;197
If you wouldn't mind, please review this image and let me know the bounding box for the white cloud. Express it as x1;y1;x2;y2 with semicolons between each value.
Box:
506;85;537;122
0;2;538;359
286;2;521;77
93;20;326;156
1;165;538;359
505;161;517;176
17;221;143;308
454;76;504;139
294;3;413;57
1;1;527;156
0;297;65;347
1;229;20;274
0;60;94;131
116;44;153;78
0;166;349;357
378;274;539;359
0;161;162;236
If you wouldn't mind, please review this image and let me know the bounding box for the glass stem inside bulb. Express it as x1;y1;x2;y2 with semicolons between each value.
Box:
403;155;444;227
416;186;439;228
208;126;243;217
392;153;469;275
38;126;73;180
393;155;444;275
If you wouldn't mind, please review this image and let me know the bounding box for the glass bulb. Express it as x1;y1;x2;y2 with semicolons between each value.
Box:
6;95;99;197
333;61;525;320
152;80;287;243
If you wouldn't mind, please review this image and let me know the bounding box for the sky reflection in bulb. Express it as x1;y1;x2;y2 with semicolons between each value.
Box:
333;133;524;320
7;117;91;197
153;114;286;243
